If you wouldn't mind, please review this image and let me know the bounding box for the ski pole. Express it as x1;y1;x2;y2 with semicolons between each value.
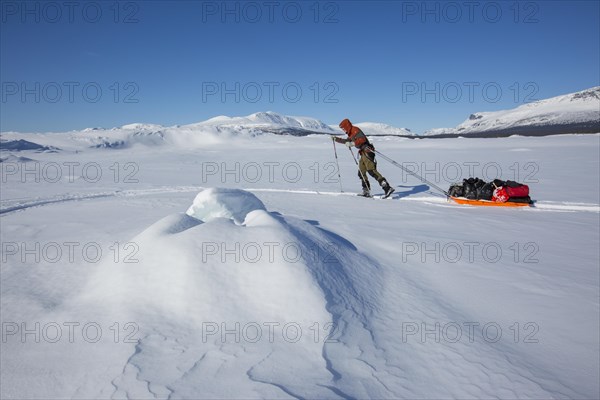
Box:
331;137;344;192
370;148;449;197
349;147;370;190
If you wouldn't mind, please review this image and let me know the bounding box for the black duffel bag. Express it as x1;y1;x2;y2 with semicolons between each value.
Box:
448;183;464;197
477;182;494;201
463;178;477;199
464;177;485;199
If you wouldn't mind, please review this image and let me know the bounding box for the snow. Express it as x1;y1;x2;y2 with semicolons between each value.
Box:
352;122;414;136
186;188;266;224
1;126;599;398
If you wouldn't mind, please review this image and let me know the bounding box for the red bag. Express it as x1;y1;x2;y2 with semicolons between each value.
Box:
506;185;529;198
492;187;509;203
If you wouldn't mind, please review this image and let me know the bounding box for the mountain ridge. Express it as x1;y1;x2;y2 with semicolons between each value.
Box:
1;88;599;152
424;86;600;137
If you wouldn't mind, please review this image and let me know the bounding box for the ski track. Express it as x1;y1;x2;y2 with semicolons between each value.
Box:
1;186;598;215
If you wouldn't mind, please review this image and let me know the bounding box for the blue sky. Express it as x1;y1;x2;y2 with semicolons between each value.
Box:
1;0;599;133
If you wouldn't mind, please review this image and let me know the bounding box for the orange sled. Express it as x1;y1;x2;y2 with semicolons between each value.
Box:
449;196;532;207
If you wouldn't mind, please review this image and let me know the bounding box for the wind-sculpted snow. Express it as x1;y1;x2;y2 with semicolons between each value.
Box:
186;188;267;224
32;188;384;398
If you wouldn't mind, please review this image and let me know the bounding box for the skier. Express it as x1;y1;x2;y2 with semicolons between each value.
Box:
333;118;395;198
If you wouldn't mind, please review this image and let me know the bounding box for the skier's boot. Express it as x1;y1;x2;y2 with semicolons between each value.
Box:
358;173;371;197
381;180;395;199
361;188;371;197
358;181;371;197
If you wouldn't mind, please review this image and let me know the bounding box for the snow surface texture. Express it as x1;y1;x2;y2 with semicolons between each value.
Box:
425;86;600;135
1;132;599;399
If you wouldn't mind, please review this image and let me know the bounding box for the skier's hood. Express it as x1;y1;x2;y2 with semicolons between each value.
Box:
339;118;353;132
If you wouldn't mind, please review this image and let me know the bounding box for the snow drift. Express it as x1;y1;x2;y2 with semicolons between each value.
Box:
9;188;383;399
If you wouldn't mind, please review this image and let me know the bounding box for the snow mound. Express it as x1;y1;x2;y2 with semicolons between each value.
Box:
185;188;266;224
65;188;385;398
140;212;202;236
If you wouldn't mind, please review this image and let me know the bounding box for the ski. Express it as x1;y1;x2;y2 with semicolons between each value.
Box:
356;188;395;199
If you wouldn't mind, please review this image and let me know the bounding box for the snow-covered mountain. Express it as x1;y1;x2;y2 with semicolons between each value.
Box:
0;112;336;152
425;87;600;137
0;138;58;152
183;111;336;138
2;87;599;154
354;122;414;136
187;111;335;133
328;122;414;137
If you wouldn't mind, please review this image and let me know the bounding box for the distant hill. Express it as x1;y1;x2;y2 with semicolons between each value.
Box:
423;87;600;138
329;122;414;137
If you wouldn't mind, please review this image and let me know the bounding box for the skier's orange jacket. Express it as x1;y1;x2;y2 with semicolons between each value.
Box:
338;119;370;153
